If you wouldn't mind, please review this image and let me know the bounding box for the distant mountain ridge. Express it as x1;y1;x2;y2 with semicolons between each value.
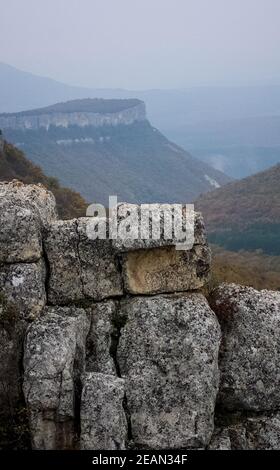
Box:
0;98;143;116
1;98;231;205
1;62;280;179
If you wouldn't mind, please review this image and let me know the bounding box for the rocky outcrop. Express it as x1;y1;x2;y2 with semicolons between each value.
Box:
0;181;56;420
1;181;280;450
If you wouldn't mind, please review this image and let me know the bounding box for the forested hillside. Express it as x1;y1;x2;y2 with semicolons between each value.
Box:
0;138;87;219
196;164;280;255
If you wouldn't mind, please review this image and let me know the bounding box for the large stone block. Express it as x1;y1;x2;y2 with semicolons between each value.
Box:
211;283;280;411
0;260;46;320
112;203;210;295
44;220;83;304
121;244;211;295
0;181;56;263
77;218;123;300
117;293;221;449
23;307;90;449
112;203;207;252
44;218;123;304
80;372;127;450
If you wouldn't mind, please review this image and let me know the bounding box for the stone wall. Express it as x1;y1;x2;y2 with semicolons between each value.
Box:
0;103;146;131
0;181;280;450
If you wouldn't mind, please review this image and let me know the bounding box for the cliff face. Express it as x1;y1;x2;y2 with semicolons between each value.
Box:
1;181;280;450
0;98;231;205
0;101;146;131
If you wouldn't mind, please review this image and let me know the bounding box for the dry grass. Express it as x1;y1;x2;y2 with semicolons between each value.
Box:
211;245;280;291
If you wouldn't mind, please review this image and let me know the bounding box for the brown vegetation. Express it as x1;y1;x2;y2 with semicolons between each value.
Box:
0;141;87;219
210;245;280;291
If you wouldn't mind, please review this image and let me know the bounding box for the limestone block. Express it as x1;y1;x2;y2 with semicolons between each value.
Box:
212;283;280;410
0;181;56;263
80;372;127;450
23;307;90;449
44;218;123;304
0;260;46;320
121;244;211;295
117;293;221;449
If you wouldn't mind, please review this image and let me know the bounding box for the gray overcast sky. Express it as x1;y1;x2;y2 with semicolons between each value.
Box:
1;0;280;89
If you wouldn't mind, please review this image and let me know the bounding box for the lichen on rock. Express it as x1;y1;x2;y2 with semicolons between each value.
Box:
117;293;221;449
0;180;57;264
211;283;280;411
80;372;127;450
44;218;123;304
23;307;90;449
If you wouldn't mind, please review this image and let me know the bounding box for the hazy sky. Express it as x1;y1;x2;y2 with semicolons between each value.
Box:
1;0;280;89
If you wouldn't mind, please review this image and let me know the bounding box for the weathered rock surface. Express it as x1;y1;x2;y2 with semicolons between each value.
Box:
80;372;127;450
77;218;123;300
0;259;46;418
117;294;221;449
5;181;280;451
121;244;211;295
44;220;83;304
0;295;26;414
44;205;209;301
0;181;56;263
210;412;280;450
0;260;46;320
211;283;280;411
44;218;123;304
23;307;90;449
111;204;207;252
86;301;117;375
208;428;231;450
